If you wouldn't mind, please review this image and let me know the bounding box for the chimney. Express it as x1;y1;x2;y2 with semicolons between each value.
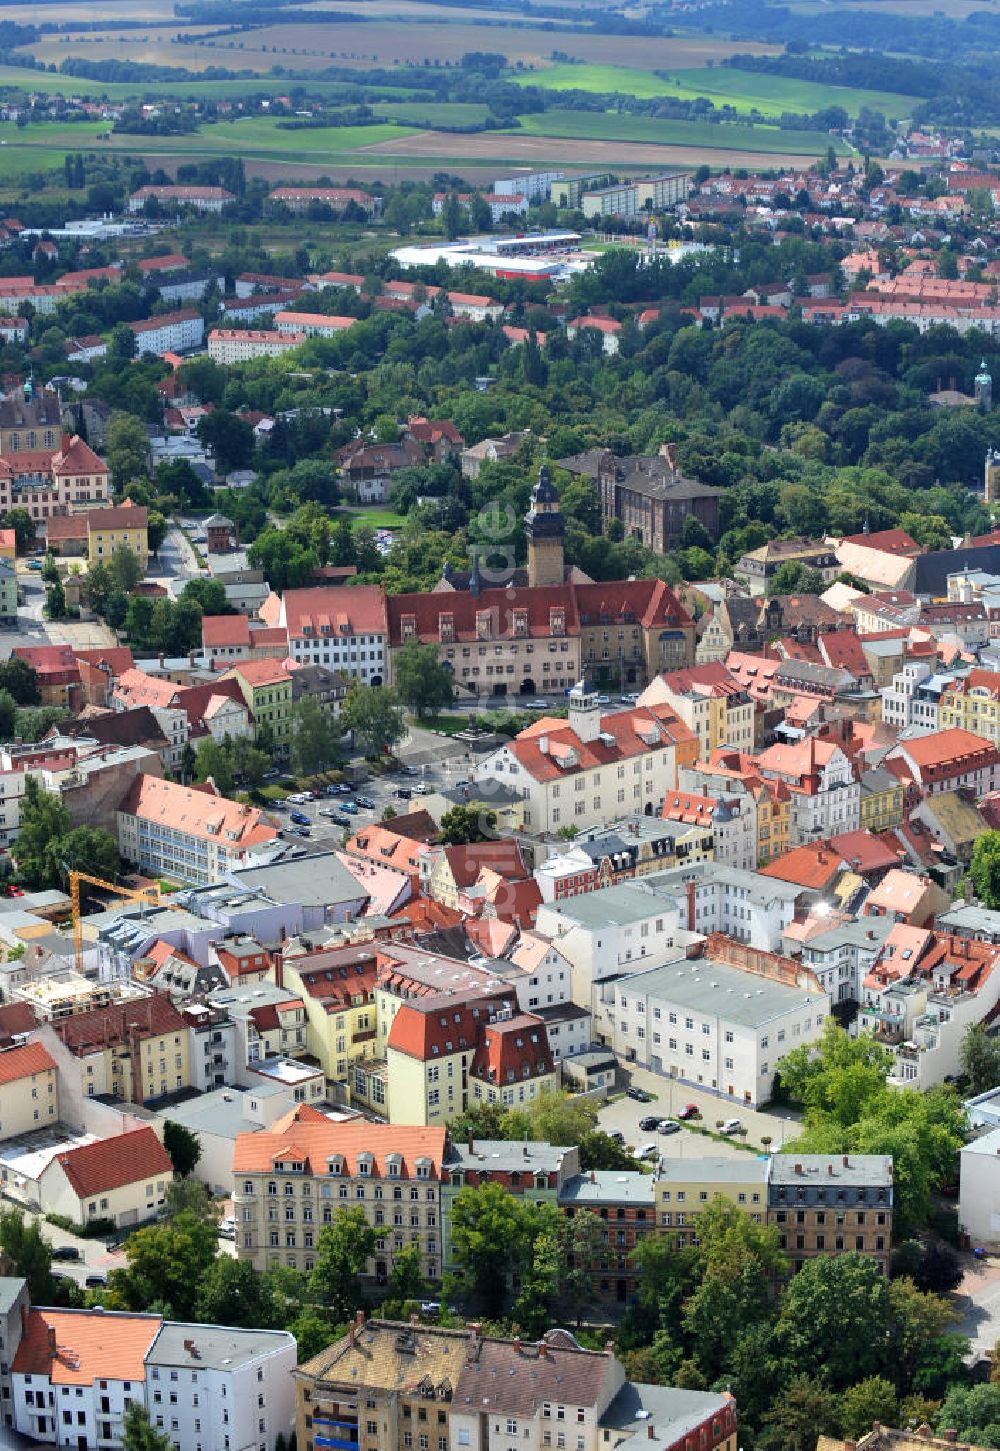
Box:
827;1164;833;1175
843;1154;849;1167
794;1162;803;1174
410;1314;420;1326
647;1428;656;1442
355;1309;365;1328
273;952;283;991
686;879;697;933
513;1337;521;1354
590;1170;596;1184
943;1434;957;1444
538;1342;548;1359
467;1130;474;1152
47;1325;57;1354
348;1324;356;1347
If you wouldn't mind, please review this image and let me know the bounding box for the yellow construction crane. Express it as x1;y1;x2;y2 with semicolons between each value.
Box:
69;871;163;977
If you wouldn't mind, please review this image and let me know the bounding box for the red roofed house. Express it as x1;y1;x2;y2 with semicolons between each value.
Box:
232;1109;443;1276
116;776;277;885
386;984;555;1125
12;1307;161;1436
566;316;623;354
638;660;754;756
755;736;861;845
758;840;849;895
36;1125;173;1228
886;727;1000;797
473;681;698;835
0;434;109;521
0;1041;57;1138
261;585;388;685
403;414;465;461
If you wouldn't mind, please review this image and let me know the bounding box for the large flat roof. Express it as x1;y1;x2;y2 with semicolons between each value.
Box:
659;1156;769;1185
559;1171;654;1206
538;881;676;930
147;1321;293;1371
231;851;365;909
622;957;826;1029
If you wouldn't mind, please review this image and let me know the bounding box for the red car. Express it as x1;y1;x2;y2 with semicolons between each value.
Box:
677;1104;700;1120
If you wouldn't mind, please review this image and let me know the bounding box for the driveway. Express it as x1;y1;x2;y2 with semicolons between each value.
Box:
953;1254;1000;1363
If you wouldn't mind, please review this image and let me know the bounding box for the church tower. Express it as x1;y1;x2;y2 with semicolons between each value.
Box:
977;359;993;412
525;464;565;588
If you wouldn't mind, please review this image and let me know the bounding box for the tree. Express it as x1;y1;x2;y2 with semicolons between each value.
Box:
164;1176;219;1222
935;1383;1000;1446
108;322;138;366
758;1375;840;1451
197;411;254;473
342;686;406;759
3;508;35;554
123;1404;173;1451
106;1210;217;1321
14;775;71;889
972;831;1000;910
961;1022;1000;1095
106;412;149;490
147;511;167;556
44;579;66;620
0;657;39;705
450;1183;556;1320
0;689;16;741
288;1304;341;1361
163;1120;202;1177
838;1377;898;1438
885;1274;963;1395
386;1242;425;1308
247;528;318;593
0;1207;56;1301
309;1207;377;1323
180;577;232;616
194;1257;282;1330
438;803;497;845
289;696;344;776
393;640;455;718
107;543;143;596
776;1253;889;1390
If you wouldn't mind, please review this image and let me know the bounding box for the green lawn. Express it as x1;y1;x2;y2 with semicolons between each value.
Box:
339;508;407;530
199;117;417;154
513;109;852;154
0;64;426;102
512;61;919;120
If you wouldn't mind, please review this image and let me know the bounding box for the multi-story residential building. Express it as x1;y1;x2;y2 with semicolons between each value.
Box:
0;434;109;522
267;185;378;215
734;537;840;597
128;184;235;213
559;1170;655;1304
275;311;357;339
639;662;754;757
939;669;1000;744
260;585;388;684
87;501;149;569
128;310;205;358
886;728;1000;797
473;682;698;835
0;388;62;452
859;766;905;832
797;915;893;1006
233;1111;447;1280
581;172;691;217
0;1042;58;1140
116;776;278;886
419;840;529;911
278;942;380;1086
649;861;801;952
880;660;958;731
222;659;293;755
767;1154;893;1272
755;737;861;844
11;1305;294;1451
680;760;792;865
38;992;193;1106
0;558;14;624
611;947;829;1106
576;577;696;685
657;1157;770;1244
386;990;556;1124
208;328;305;363
34;1125;174;1229
442;1140;580;1272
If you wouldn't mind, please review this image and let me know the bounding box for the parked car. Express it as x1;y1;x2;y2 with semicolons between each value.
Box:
337;783;353;794
420;1301;442;1316
26;560;41;571
677;1104;700;1120
525;700;549;710
219;1216;236;1238
52;1246;82;1261
288;792;310;804
294;826;310;838
84;1273;107;1289
341;802;359;814
289;811;310;826
414;783;430;795
626;1086;653;1103
638;1115;661;1132
720;1118;744;1136
597;694;611;705
659;1119;682;1136
635;1142;658;1160
394;787;413;800
398;764;418;777
355;795;376;809
608;1130;625;1145
329;813;350;827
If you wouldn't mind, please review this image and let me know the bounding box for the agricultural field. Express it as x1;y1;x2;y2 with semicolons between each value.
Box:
514;109;853;155
370;100;492;127
513;61;921;121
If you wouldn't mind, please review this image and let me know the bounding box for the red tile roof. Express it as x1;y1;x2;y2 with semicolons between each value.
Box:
387;988;516;1062
280;585;388;641
758;841;847;889
508;702;696;785
471;1012;552;1087
443;841;528;889
0;1001;37;1046
827;829;901;875
653;660;744;699
53;994;189;1056
388;584;580;646
118;776;277;853
13;1308;160;1385
225;658;291;688
52;1126;172;1200
0;1041;55;1085
202;614;251;650
233;1117;446;1176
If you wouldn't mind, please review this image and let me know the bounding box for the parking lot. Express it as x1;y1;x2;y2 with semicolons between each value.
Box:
596;1064;803;1160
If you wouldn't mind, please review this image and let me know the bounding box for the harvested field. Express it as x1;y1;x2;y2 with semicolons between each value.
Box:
358;127;848;170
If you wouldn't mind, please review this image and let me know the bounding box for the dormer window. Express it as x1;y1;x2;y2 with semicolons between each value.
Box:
513;608;528;639
401;614;417;642
550;608;565;637
357;1153;373;1176
438;613;454;643
476;610;491;641
387;1155;402;1178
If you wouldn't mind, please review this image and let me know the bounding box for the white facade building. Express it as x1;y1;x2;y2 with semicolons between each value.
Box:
881;660;957;731
208;329;305;364
129;310;205;357
613;954;829;1106
648;861;802;953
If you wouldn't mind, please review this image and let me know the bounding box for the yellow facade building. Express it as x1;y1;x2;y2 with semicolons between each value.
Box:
939;670;1000;746
0;1042;58;1141
87;502;149;570
42;994;193;1105
859;766;905;833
